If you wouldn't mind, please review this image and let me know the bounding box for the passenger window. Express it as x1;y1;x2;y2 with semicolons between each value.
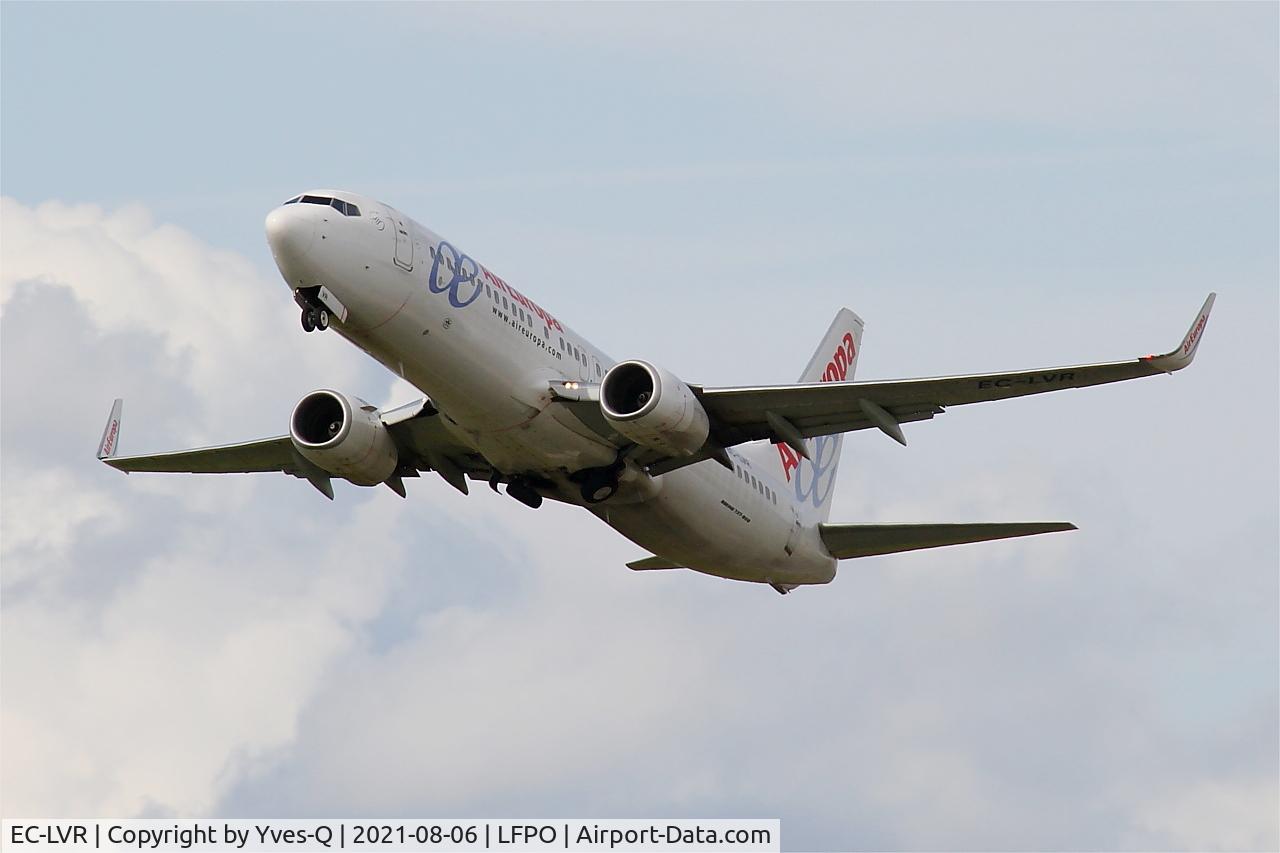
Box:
559;337;565;350
502;297;509;310
429;246;436;258
484;284;492;297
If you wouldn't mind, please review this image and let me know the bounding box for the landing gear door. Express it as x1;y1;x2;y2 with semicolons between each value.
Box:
392;215;413;271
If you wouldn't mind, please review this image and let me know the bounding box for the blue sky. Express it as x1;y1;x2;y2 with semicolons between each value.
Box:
2;3;1277;849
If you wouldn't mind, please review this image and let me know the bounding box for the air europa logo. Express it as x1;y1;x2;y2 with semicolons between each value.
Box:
776;330;856;507
428;242;484;309
427;241;565;332
100;420;119;456
822;332;857;382
1183;313;1208;355
792;433;840;508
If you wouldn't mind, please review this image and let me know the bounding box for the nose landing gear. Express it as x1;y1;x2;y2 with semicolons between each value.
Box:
295;286;334;333
300;306;330;332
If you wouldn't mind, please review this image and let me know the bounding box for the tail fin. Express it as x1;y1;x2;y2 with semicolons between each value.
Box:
740;309;865;522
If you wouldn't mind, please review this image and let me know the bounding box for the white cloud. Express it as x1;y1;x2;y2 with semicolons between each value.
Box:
0;469;123;587
1;498;413;815
0;196;418;815
1128;779;1280;852
0;197;366;442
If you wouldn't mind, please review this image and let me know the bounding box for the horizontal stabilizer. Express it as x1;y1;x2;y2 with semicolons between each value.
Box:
819;521;1076;560
626;555;686;571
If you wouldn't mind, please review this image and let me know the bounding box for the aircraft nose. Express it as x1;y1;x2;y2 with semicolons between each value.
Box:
265;206;315;266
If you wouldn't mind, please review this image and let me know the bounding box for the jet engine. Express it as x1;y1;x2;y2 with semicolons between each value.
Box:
290;390;398;486
599;360;709;456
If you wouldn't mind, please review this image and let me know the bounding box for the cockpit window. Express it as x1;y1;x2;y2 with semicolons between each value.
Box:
289;195;360;216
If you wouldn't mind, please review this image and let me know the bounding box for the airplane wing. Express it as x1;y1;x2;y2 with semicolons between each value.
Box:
96;396;489;498
691;293;1214;454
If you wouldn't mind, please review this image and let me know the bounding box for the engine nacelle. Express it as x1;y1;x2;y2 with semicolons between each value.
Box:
290;390;398;486
600;360;710;457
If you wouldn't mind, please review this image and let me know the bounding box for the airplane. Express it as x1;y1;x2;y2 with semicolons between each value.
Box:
95;190;1216;594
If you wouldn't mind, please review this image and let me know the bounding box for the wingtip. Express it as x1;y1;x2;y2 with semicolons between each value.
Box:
1142;293;1215;373
96;398;124;461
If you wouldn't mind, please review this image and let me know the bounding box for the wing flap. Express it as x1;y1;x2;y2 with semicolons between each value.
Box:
819;521;1077;560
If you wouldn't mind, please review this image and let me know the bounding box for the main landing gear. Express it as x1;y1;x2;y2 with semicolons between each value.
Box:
491;471;544;509
505;479;543;510
575;459;624;504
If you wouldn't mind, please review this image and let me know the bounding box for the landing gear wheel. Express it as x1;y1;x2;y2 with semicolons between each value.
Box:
315;308;330;331
506;481;543;509
583;482;617;503
301;308;317;332
580;469;620;504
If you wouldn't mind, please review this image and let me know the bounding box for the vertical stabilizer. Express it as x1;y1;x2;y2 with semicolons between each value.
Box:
738;310;864;522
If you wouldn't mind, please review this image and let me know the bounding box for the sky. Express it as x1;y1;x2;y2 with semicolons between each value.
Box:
1;2;1277;850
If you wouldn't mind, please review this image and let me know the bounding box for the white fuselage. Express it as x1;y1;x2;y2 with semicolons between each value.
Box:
265;191;837;587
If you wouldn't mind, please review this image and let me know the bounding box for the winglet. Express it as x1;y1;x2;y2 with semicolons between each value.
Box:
1143;293;1216;373
97;399;124;460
